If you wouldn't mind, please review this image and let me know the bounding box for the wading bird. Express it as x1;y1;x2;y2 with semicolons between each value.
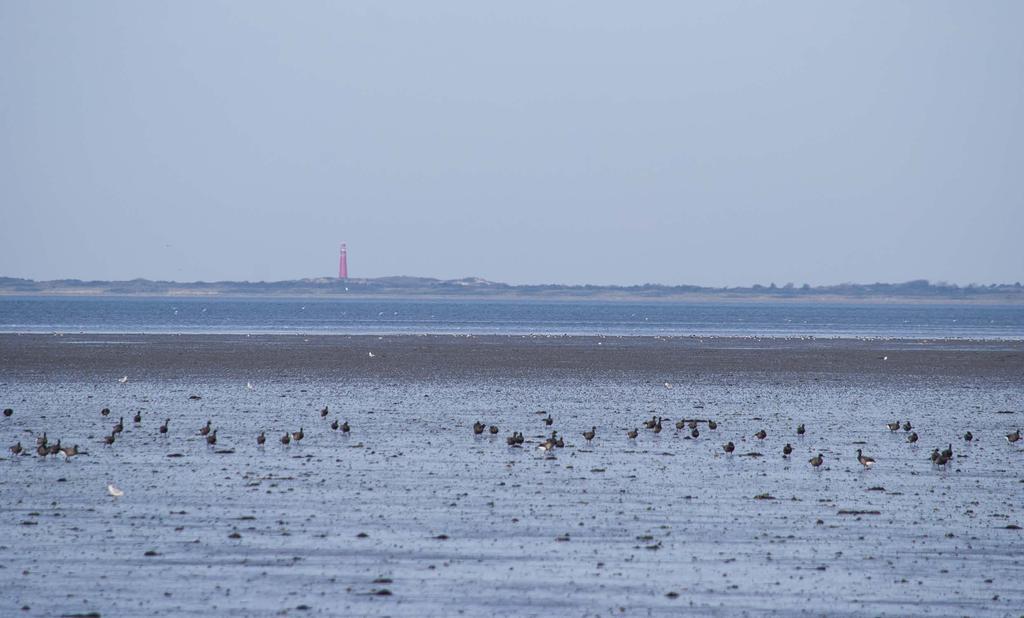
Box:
856;449;875;468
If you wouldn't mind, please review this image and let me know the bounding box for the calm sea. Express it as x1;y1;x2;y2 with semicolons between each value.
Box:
0;296;1021;339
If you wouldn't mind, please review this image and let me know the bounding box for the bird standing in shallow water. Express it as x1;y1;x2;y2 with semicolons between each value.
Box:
101;408;110;417
796;424;805;436
10;442;23;455
473;421;485;435
856;449;875;468
133;411;142;424
340;421;350;433
256;431;265;445
320;406;329;418
1006;429;1021;443
281;433;291;445
963;431;973;442
809;453;823;468
330;419;339;430
159;419;169;434
489;425;499;435
902;421;912;432
113;418;124;434
2;408;12;417
627;428;638;440
907;432;918;443
886;421;900;432
754;429;767;440
206;430;217;445
292;427;304;442
199;420;211;436
103;433;116;446
583;427;596;443
783;443;793;457
690;427;699;439
708;420;717;430
723;441;735;454
543;414;553;426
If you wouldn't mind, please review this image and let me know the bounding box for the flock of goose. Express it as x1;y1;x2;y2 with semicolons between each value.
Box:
2;404;352;460
470;411;1022;469
3;402;1022;471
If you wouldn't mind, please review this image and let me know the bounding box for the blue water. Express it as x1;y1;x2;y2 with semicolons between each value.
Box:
0;296;1021;339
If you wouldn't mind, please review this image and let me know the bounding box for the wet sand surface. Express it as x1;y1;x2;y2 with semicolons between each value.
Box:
1;334;1023;617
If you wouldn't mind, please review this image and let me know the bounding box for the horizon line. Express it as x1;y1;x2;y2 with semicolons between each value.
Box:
2;274;1022;290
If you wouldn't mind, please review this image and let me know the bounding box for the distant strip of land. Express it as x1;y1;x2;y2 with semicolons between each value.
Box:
1;276;1021;303
3;333;1023;381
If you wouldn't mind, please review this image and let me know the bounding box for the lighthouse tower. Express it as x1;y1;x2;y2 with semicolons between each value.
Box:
338;243;348;279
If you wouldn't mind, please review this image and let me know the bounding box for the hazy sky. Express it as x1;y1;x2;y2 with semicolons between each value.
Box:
2;2;1022;286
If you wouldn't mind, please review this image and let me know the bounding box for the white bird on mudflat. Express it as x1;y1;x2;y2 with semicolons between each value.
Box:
246;382;254;390
118;376;128;384
107;484;124;497
368;352;376;358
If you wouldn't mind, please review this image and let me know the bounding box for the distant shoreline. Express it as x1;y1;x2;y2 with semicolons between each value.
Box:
1;291;1023;306
4;332;1022;382
1;276;1021;305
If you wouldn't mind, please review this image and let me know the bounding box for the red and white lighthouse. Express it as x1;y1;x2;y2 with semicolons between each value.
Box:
338;243;348;279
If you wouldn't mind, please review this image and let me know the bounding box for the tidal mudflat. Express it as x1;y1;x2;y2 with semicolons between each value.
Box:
1;334;1023;617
